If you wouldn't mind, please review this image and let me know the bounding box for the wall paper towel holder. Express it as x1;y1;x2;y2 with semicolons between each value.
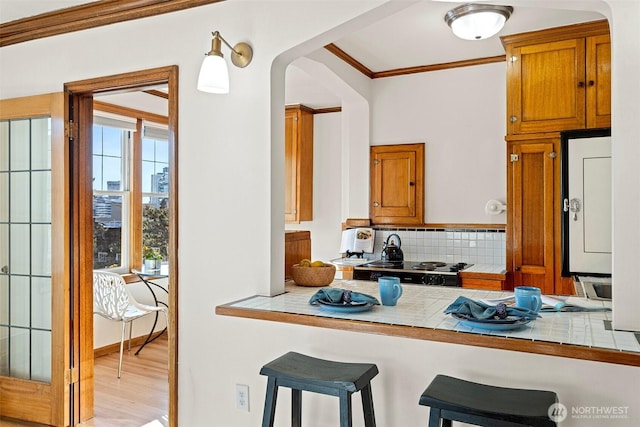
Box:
485;199;506;215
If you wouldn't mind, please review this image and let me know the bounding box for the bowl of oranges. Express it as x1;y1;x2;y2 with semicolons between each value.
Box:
291;259;336;287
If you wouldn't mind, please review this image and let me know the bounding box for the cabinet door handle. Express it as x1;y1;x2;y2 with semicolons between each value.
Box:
588;80;595;86
373;202;379;207
578;81;585;88
409;182;415;186
510;116;518;123
515;266;521;271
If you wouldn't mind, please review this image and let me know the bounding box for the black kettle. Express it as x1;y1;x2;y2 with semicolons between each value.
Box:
382;234;403;262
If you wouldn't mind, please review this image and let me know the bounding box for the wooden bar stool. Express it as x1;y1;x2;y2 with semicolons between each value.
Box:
260;351;378;427
419;374;558;427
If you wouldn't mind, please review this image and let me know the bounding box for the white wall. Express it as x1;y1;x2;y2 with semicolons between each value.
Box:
2;1;639;426
371;63;507;224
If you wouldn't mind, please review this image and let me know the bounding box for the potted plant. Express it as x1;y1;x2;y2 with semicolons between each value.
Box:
143;246;163;270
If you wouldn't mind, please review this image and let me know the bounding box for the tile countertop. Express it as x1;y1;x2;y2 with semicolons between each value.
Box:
216;280;640;366
461;264;506;274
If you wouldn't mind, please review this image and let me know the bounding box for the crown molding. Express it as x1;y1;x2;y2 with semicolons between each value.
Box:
0;0;224;48
324;43;374;79
325;43;506;79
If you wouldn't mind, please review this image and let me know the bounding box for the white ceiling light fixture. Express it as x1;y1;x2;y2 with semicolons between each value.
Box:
197;31;253;94
445;3;513;41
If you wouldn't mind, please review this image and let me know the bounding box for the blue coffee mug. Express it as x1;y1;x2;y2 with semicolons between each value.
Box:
515;286;542;312
378;276;403;306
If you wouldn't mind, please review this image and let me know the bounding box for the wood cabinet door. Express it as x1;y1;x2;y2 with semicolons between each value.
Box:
284;110;298;223
508;39;586;134
509;139;557;294
370;143;424;225
586;34;611;128
284;106;313;223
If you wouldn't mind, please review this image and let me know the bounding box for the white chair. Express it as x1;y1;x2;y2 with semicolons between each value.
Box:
93;270;168;378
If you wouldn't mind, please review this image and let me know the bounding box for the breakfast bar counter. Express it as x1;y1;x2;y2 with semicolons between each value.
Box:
216;280;640;367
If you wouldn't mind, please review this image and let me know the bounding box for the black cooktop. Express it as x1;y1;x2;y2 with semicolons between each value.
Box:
358;260;472;273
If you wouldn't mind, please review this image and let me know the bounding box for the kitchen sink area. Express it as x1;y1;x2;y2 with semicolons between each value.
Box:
575;276;612;301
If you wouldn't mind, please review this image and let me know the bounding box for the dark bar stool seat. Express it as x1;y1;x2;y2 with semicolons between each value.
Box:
419;374;558;427
260;351;378;427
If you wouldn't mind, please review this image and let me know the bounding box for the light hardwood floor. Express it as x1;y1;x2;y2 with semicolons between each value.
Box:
1;336;168;427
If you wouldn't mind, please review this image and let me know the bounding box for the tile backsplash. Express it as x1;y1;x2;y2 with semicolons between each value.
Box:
371;227;506;267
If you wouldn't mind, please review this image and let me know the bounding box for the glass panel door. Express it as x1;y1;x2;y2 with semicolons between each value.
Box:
0;116;52;382
0;93;69;426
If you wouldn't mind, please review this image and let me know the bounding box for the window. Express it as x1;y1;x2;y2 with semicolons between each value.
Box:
92;124;129;270
141;126;169;260
92;108;169;272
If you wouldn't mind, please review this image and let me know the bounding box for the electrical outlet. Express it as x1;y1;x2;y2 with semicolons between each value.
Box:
236;384;250;412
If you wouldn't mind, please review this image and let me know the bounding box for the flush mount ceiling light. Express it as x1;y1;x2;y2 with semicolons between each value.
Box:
197;31;253;94
445;3;513;40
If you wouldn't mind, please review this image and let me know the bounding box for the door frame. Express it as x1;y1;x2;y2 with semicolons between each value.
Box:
65;65;179;426
560;127;612;277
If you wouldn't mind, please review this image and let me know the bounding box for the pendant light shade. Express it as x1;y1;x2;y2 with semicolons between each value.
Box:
197;31;253;94
445;4;513;40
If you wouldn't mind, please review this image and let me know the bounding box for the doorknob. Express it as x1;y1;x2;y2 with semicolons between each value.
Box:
569;198;581;221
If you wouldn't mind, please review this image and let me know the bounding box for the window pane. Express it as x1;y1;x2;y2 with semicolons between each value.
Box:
0;173;6;222
31;277;51;330
102;127;122;157
31;118;51;170
0;276;7;324
155;139;169;163
10;224;29;275
93;195;123;269
0;121;8;171
32;171;51;223
92;155;103;191
10;275;29;327
142;161;154;193
92;125;102;154
142;138;155;162
0;326;7;376
10;172;30;222
9;327;29;379
102;156;122;191
142;200;169;261
10;120;29;171
31;224;51;276
31;329;51;382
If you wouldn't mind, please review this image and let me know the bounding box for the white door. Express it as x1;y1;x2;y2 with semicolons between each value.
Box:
568;135;611;274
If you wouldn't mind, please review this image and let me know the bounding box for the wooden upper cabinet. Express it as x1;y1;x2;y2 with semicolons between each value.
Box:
502;20;610;135
370;143;424;225
285;105;313;223
586;33;611;128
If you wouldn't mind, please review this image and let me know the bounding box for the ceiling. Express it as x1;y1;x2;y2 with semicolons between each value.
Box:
1;1;605;110
285;1;605;109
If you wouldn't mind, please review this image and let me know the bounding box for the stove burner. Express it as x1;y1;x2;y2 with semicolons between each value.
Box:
412;261;447;271
449;262;469;272
363;260;403;269
420;261;447;267
374;262;400;268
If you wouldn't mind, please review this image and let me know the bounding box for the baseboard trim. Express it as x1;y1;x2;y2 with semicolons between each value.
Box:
94;331;166;358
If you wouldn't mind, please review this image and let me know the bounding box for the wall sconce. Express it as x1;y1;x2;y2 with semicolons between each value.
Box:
197;31;253;94
445;4;513;40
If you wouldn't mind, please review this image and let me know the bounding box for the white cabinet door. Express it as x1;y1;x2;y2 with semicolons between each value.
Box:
568;135;611;274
